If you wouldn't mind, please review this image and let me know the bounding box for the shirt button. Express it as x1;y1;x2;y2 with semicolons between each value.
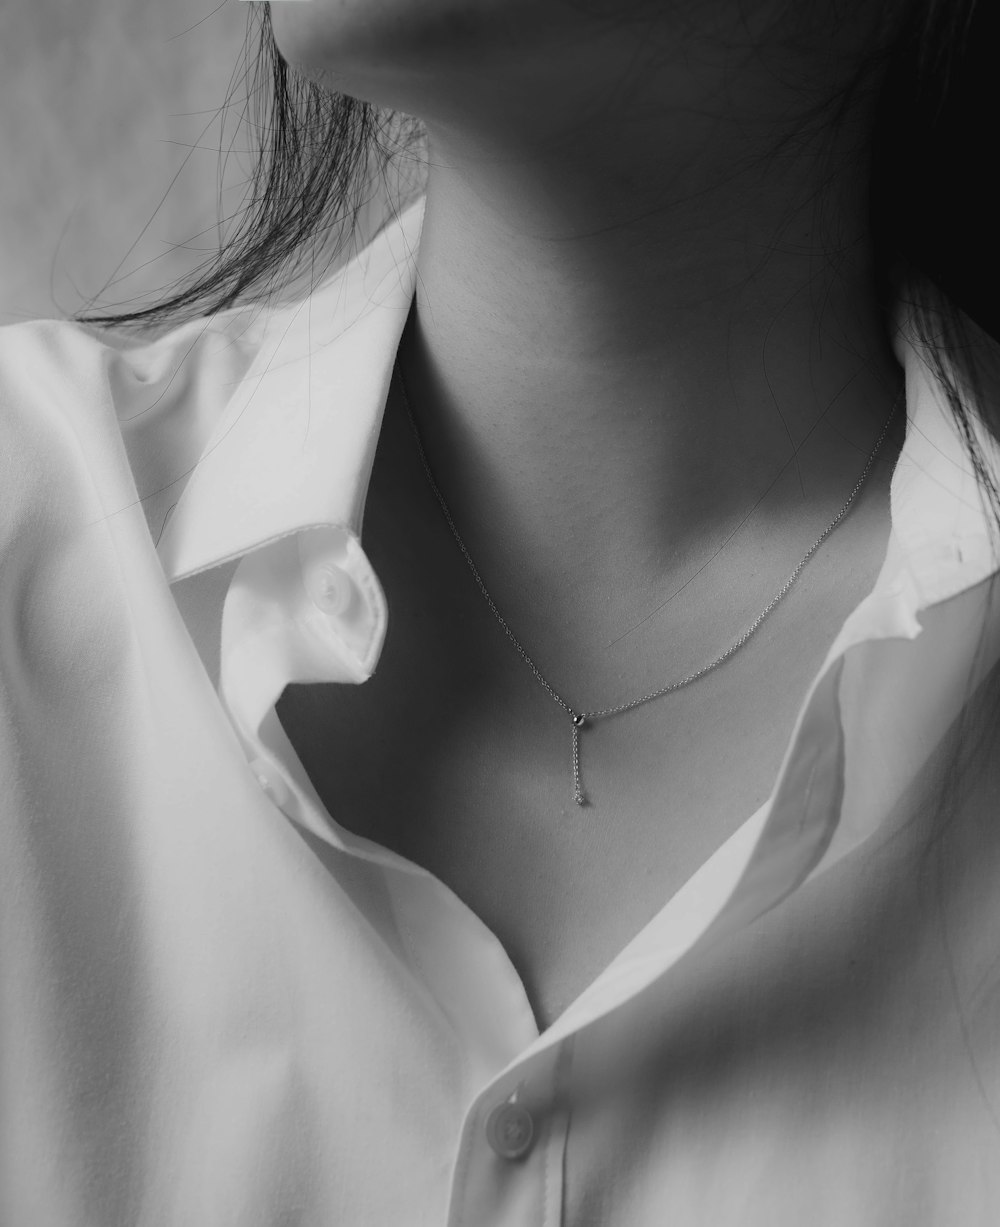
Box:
486;1102;535;1160
249;759;292;812
304;562;355;617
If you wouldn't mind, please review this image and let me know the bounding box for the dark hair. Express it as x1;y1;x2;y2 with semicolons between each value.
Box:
84;2;1000;815
81;6;422;332
870;0;1000;544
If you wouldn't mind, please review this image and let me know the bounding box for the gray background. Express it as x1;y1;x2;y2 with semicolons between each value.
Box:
1;0;249;324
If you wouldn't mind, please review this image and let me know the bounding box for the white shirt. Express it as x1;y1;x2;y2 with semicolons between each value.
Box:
3;198;1000;1226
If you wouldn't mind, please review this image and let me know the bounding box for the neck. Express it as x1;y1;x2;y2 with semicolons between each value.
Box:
392;31;901;689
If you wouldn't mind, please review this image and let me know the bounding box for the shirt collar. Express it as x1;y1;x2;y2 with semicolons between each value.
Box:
888;316;1000;605
155;199;425;583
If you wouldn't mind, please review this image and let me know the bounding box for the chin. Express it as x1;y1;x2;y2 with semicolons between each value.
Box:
268;0;563;105
270;0;507;73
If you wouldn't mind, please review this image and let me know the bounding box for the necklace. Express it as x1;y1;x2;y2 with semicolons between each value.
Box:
395;362;899;807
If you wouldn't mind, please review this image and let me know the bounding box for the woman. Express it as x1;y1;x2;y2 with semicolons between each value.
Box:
2;1;999;1222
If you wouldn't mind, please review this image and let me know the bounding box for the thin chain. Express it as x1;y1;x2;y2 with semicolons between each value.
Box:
396;362;900;805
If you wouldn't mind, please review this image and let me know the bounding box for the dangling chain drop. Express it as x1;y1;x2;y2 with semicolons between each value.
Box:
570;714;587;806
395;359;899;807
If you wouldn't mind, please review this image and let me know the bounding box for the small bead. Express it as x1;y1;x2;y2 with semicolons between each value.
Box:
572;715;586;728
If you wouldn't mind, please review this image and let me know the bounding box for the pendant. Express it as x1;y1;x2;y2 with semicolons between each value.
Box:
571;714;587;806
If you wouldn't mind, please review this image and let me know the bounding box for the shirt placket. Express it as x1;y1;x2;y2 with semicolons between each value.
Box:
446;1041;574;1227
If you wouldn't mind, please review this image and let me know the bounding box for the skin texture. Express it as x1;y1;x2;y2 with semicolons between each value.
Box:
270;0;901;686
270;0;908;1027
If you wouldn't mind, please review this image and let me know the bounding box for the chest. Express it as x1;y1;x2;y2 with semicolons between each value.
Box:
275;643;808;1031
